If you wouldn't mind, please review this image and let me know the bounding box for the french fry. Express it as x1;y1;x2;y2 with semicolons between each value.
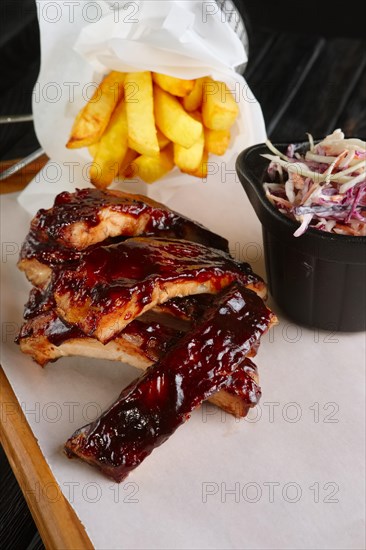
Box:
183;77;207;112
66;71;125;149
204;128;231;156
156;129;170;150
119;148;139;176
124;144;174;183
125;72;159;157
174;111;204;172
68;69;236;186
152;73;194;97
184;151;209;179
88;143;99;157
174;135;204;172
202;78;239;131
89;100;128;189
154;86;202;148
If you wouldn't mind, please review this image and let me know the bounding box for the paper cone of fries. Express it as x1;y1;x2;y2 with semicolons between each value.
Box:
19;0;266;213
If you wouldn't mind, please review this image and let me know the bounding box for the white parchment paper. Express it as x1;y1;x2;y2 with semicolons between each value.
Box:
2;190;365;550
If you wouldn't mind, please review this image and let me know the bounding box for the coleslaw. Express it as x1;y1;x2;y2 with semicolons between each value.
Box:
262;129;366;237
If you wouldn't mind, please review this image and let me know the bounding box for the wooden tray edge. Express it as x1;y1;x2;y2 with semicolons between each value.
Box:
0;366;94;550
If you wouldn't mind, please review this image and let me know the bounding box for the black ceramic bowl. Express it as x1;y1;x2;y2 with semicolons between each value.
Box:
236;142;366;332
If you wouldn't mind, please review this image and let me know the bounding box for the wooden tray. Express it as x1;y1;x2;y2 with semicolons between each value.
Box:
0;157;93;549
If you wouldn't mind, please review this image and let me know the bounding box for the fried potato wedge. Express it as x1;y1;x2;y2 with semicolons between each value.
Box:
125;71;159;157
152;73;195;97
118;148;139;176
156;129;170;150
182;150;208;179
66;71;125;149
174;112;204;172
89;100;129;188
174;134;204;172
88;143;99;157
68;69;238;186
183;77;207;112
202;78;239;131
124;144;174;183
204;128;231;156
154;86;202;148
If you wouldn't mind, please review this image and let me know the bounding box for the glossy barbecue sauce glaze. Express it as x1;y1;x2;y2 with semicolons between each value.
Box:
18;294;261;405
55;238;260;317
31;188;229;251
49;316;181;360
23;287;55;319
65;284;273;482
224;358;261;404
18;305;261;404
156;294;213;321
20;230;126;268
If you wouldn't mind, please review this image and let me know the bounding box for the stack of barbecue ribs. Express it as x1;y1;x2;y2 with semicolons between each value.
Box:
17;189;277;482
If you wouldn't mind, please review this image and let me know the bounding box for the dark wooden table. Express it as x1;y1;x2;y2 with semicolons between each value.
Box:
1;21;365;550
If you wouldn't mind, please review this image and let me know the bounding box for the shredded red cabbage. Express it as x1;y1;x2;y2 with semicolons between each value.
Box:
262;130;366;236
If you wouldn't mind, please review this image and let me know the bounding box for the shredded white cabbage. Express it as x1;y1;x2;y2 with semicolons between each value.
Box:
306;132;315;152
262;129;366;236
264;140;289;162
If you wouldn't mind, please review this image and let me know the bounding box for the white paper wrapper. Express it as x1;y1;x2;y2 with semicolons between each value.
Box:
18;0;265;215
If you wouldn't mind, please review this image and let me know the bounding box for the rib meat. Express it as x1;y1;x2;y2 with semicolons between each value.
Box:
65;283;276;482
27;188;229;251
52;238;266;343
17;309;261;418
19;188;229;287
152;294;213;321
17;310;180;367
18;233;124;288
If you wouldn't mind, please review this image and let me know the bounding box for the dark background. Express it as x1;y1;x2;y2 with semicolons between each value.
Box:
1;1;365;548
0;0;365;161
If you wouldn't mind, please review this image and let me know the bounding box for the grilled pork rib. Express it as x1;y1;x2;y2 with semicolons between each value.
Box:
17;307;261;418
18;188;230;286
65;284;276;482
16;190;276;481
52;237;266;343
25;187;229;249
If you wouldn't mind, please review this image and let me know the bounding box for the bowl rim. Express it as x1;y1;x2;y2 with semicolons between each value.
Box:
236;140;366;245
